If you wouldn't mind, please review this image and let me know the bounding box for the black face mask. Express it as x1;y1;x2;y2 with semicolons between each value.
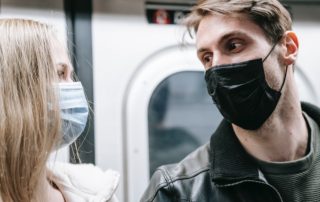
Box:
205;47;288;130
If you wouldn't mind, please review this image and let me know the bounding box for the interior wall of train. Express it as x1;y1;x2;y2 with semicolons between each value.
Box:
1;0;320;201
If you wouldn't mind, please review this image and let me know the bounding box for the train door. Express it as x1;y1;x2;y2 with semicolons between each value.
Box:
124;45;223;201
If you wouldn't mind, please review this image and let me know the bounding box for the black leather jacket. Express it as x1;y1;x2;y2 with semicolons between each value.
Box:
140;102;320;202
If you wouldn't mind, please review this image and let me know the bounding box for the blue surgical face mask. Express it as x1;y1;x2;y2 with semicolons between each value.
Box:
58;82;89;148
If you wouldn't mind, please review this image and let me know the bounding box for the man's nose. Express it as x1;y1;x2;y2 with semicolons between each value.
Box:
211;52;229;67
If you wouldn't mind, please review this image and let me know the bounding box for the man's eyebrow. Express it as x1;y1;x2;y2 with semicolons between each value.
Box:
218;31;249;45
197;48;208;56
197;31;249;55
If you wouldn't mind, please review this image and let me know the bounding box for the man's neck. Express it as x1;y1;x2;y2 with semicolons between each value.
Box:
233;101;309;163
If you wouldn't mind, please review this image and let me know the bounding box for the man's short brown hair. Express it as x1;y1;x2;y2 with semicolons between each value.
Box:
185;0;292;43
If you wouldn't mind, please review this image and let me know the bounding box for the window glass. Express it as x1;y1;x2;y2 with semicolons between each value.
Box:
148;71;223;176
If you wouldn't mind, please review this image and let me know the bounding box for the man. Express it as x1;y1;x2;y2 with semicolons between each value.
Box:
141;0;320;201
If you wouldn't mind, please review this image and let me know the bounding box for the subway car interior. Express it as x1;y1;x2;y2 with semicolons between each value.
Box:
1;0;320;201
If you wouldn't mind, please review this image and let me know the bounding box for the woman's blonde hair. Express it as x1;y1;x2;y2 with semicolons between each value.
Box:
0;19;61;201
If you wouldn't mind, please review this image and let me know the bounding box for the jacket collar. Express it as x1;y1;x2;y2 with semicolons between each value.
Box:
210;119;259;185
210;102;320;186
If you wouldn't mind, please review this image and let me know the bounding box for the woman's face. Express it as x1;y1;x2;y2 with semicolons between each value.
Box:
51;39;74;83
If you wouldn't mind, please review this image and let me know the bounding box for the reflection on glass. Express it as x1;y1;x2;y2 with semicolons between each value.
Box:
148;71;223;176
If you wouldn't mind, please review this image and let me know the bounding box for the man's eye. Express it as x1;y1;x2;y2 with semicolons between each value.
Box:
226;41;243;52
202;53;212;68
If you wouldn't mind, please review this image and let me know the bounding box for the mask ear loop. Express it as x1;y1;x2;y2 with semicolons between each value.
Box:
262;41;288;92
279;66;288;92
262;42;278;63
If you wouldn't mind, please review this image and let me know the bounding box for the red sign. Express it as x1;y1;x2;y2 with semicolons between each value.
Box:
153;9;172;24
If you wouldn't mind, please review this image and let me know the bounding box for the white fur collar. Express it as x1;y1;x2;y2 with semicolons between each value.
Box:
47;162;119;202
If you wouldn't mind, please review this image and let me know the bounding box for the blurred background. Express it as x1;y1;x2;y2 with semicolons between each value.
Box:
1;0;320;201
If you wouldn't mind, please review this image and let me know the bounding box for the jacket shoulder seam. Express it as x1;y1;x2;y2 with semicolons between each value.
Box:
146;166;210;201
169;166;210;183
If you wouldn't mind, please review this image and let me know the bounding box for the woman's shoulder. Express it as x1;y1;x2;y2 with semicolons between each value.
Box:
47;162;119;202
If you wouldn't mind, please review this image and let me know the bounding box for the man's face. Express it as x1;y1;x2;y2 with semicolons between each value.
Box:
196;13;284;89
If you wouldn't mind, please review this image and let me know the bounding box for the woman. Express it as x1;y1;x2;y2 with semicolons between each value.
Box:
0;19;119;202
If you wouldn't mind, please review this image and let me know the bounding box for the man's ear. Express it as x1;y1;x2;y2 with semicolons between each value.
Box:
282;31;299;66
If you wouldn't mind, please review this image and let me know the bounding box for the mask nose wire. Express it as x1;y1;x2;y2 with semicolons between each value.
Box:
262;42;278;63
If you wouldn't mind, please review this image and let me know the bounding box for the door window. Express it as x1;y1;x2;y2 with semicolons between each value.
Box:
148;71;223;175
